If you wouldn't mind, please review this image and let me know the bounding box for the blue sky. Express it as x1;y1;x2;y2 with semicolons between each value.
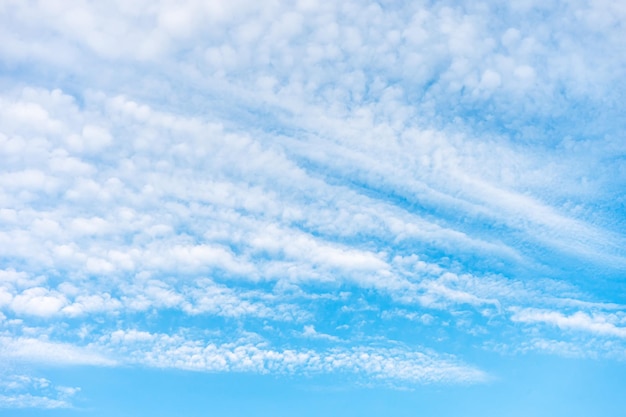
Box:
1;0;626;415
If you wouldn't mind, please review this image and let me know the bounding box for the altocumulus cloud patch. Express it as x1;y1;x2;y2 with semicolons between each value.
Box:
1;0;626;415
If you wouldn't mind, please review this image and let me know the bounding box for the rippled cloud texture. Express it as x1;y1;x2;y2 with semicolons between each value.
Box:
1;0;625;415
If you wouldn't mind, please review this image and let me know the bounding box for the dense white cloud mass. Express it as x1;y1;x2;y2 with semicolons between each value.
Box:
0;0;625;409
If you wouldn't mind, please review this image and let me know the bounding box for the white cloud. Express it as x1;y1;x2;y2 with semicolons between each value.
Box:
0;0;625;390
0;336;115;366
302;325;340;342
61;293;122;317
0;374;80;409
99;329;487;384
510;308;626;338
0;393;70;409
11;288;67;317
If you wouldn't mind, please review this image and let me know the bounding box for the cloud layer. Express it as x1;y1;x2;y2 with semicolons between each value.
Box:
1;0;625;409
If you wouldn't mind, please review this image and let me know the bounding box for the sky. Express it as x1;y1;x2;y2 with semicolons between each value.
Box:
0;0;626;415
